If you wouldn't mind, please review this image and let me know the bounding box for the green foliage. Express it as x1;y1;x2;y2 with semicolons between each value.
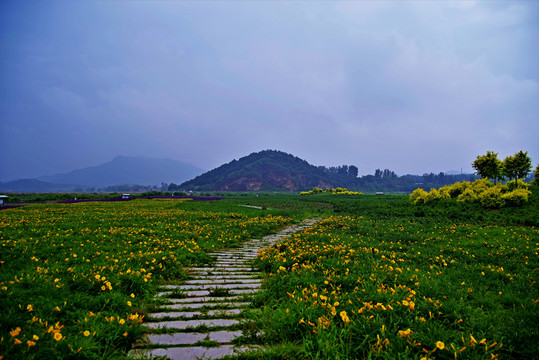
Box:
472;151;502;182
412;178;532;210
532;164;539;186
470;178;493;193
409;188;428;204
501;188;531;207
446;181;470;198
424;188;442;203
507;179;529;191
457;188;478;203
501;150;532;181
478;185;505;209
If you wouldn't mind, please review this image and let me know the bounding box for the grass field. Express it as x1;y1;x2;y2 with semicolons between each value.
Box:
0;199;294;359
1;192;538;359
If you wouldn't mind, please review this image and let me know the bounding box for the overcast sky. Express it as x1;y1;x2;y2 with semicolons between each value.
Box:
1;1;537;181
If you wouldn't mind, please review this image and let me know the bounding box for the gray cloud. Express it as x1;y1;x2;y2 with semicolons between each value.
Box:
1;1;537;181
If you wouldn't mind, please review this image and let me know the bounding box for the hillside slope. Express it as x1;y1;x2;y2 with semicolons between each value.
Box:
38;156;204;187
179;150;350;191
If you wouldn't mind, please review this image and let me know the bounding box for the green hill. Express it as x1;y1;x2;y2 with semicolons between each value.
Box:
180;150;353;191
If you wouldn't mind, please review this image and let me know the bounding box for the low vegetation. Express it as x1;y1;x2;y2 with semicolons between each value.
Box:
0;199;293;359
1;189;538;359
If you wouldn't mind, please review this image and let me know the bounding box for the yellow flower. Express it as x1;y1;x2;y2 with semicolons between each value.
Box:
10;327;21;337
123;331;128;337
398;329;412;338
130;293;135;298
340;310;350;323
33;335;39;341
27;340;36;347
14;338;22;345
436;341;445;350
53;332;63;341
27;304;33;312
83;330;90;337
119;319;125;325
299;318;305;324
54;306;61;312
127;301;132;307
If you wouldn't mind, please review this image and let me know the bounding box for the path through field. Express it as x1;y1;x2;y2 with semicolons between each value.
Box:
133;218;319;359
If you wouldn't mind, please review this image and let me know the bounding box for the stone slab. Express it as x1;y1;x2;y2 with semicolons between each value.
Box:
168;296;243;303
149;309;243;319
145;318;241;330
184;279;261;285
147;330;243;345
168;283;261;291
140;345;260;360
163;302;250;310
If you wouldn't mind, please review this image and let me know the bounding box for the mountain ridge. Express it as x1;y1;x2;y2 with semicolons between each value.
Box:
35;155;204;188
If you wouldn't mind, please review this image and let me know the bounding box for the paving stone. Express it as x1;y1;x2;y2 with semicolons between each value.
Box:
184;279;261;285
189;274;260;280
168;283;261;290
168;296;244;303
146;318;241;330
149;309;243;319
163;302;250;310
140;345;260;360
189;267;256;272
147;330;243;345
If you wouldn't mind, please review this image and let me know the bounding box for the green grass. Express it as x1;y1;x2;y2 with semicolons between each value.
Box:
0;198;294;359
249;194;539;359
1;193;537;359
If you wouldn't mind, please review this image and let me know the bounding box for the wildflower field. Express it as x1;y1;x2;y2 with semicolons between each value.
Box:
247;192;539;359
0;199;293;359
1;192;538;359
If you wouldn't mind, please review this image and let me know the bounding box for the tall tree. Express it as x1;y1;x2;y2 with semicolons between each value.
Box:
502;151;532;181
532;164;539;186
472;151;502;183
348;165;359;178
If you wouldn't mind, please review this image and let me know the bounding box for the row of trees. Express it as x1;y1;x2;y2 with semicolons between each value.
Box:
472;150;533;183
319;165;359;178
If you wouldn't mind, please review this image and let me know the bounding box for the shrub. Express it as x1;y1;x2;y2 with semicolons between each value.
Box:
501;188;531;207
423;189;441;203
457;188;478;203
409;188;428;204
507;179;530;191
471;178;493;193
447;181;470;198
479;185;505;209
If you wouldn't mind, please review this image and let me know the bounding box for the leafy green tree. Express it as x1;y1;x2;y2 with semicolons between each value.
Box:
472;151;502;183
532;164;539;186
501;151;532;182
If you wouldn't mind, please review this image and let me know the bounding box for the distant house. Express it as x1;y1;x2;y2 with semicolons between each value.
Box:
0;195;7;205
376;192;384;195
121;194;130;199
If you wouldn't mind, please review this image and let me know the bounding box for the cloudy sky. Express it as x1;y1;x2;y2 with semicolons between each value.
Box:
1;1;537;181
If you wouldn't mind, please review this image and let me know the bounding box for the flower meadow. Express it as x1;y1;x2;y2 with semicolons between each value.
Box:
0;199;293;359
251;203;539;359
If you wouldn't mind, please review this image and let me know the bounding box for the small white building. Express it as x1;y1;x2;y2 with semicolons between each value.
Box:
121;194;130;199
0;195;7;205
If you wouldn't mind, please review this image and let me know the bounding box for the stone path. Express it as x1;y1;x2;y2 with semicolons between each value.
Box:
133;219;319;360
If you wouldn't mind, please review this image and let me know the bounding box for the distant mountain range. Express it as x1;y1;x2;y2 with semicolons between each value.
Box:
0;156;204;192
0;151;479;193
